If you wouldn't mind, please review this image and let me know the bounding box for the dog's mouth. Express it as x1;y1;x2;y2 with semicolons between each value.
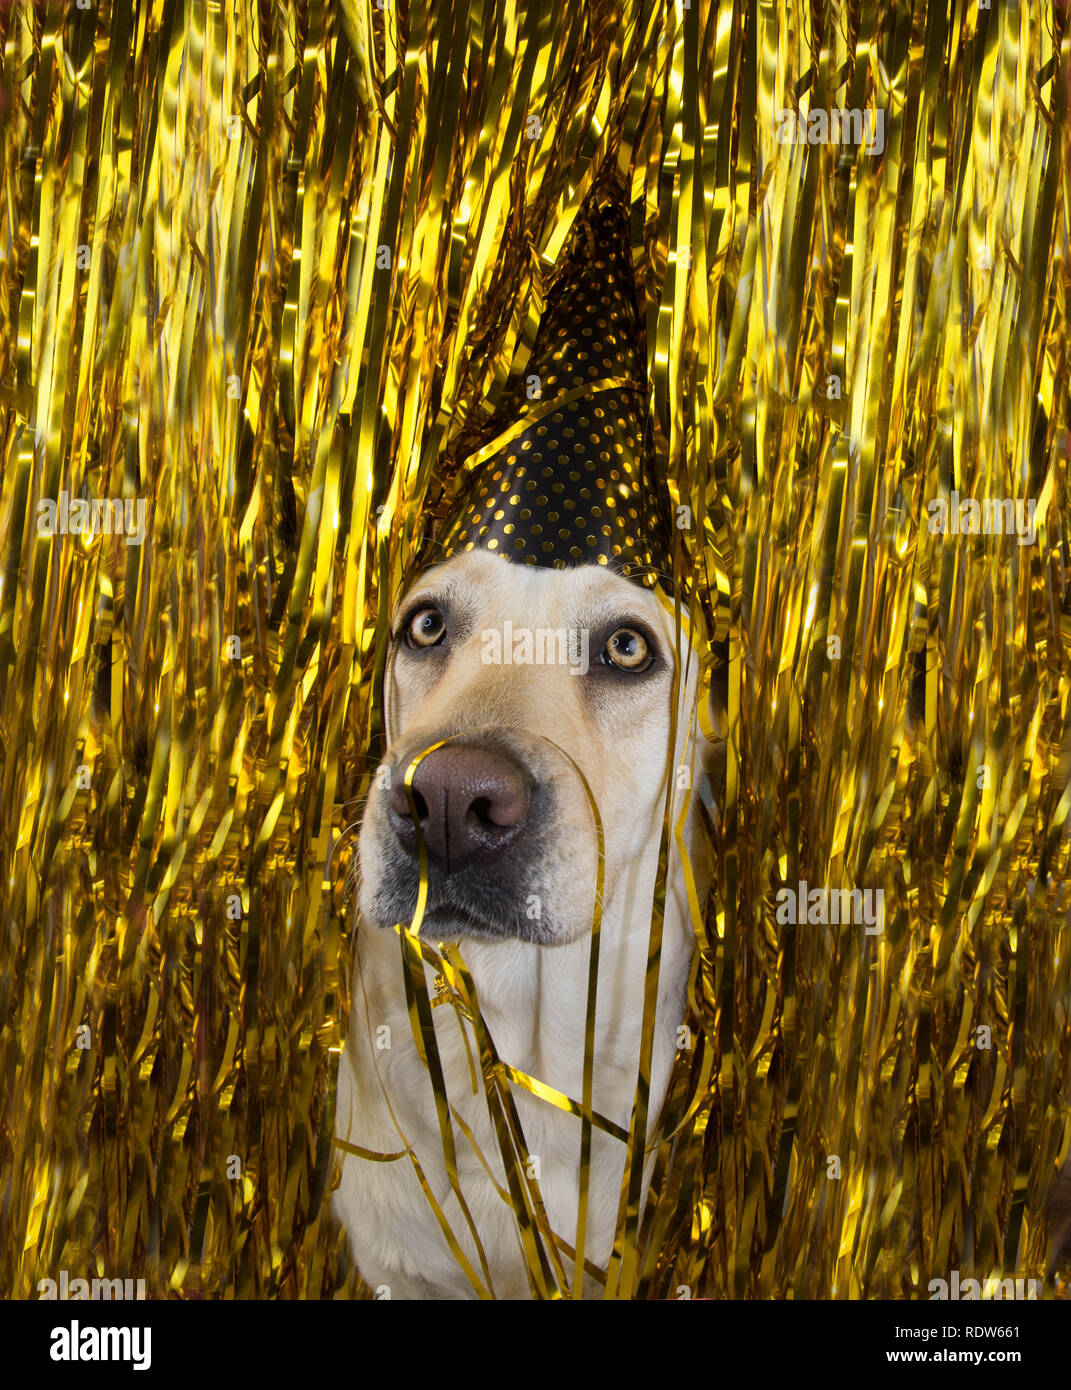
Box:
359;739;565;944
362;833;559;945
416;901;516;942
366;870;551;943
357;729;606;945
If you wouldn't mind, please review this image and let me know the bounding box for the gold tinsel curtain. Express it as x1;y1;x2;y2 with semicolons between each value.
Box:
0;0;1068;1299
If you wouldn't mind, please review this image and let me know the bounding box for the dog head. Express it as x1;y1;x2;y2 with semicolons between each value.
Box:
358;549;706;947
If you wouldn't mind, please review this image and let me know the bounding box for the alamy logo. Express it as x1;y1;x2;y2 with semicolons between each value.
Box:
927;494;1036;545
929;1271;1040;1301
481;622;589;676
49;1321;151;1371
37;491;148;546
775;881;884;933
775;107;885;156
39;1271;146;1300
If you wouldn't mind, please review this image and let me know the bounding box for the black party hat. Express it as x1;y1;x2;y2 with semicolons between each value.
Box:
433;173;673;588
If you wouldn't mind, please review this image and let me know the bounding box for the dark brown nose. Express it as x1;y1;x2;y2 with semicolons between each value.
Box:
387;745;531;872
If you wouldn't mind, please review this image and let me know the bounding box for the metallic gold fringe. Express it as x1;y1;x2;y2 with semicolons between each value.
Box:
0;0;1069;1299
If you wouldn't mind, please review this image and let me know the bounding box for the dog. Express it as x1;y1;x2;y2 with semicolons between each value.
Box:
333;548;712;1298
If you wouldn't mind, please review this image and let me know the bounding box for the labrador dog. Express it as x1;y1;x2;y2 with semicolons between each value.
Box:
333;548;711;1298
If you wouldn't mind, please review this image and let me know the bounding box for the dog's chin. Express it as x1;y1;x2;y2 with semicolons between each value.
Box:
420;904;548;945
360;885;586;947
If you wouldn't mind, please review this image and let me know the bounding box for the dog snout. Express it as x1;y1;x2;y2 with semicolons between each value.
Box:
387;745;532;872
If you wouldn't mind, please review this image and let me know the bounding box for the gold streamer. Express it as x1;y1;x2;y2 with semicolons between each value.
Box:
1;0;1069;1302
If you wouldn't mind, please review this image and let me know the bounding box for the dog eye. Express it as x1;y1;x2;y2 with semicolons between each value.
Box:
603;627;651;671
404;606;447;649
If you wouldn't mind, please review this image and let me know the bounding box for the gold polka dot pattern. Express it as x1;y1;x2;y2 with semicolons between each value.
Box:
436;178;672;587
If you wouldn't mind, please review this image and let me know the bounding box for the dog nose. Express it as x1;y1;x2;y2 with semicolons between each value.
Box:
387;745;531;871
